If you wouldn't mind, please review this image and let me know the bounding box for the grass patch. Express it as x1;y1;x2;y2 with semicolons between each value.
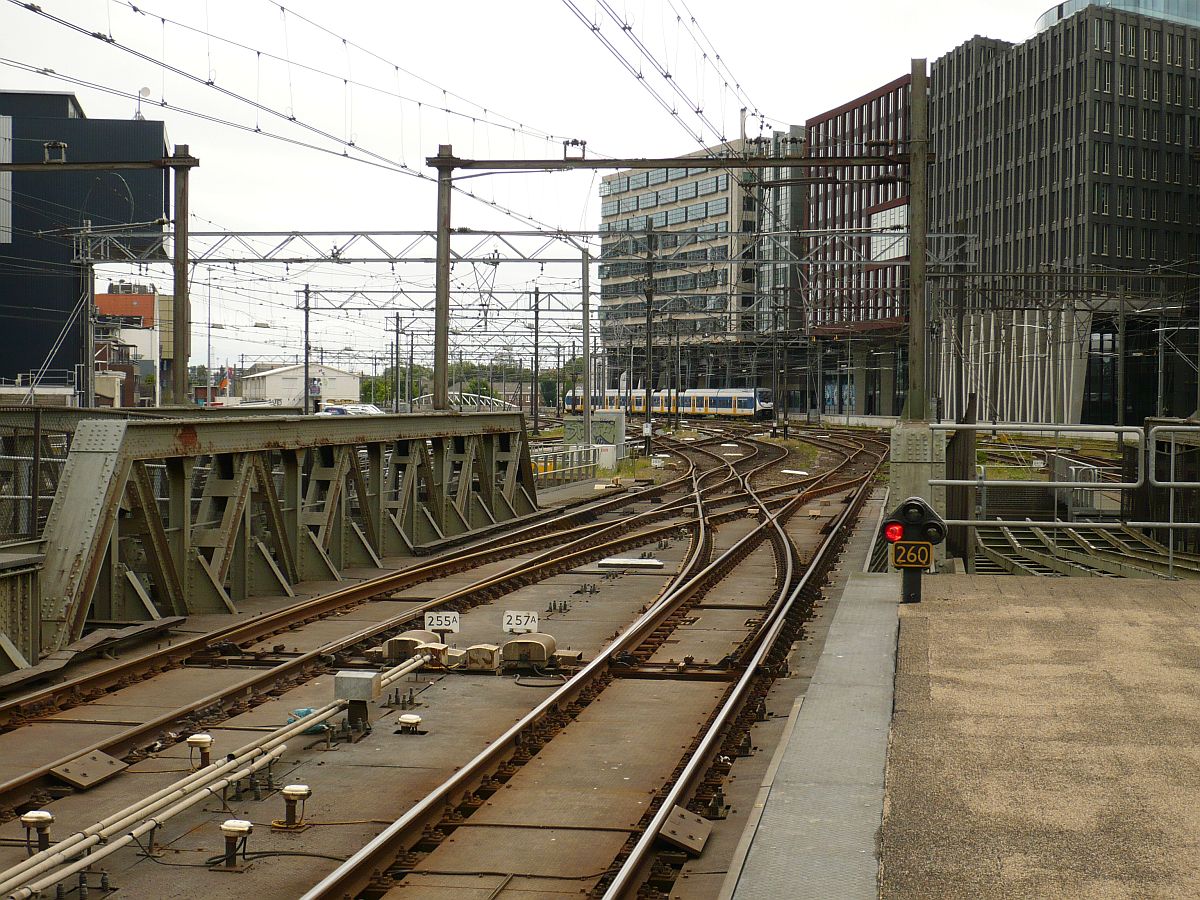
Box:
760;436;820;469
979;464;1046;482
598;455;654;480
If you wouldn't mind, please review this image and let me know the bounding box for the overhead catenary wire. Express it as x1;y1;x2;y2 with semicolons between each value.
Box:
114;0;584;154
2;2;575;232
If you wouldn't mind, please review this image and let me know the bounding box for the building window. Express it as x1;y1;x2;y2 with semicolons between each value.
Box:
1117;144;1134;177
1119;63;1136;97
1120;23;1137;57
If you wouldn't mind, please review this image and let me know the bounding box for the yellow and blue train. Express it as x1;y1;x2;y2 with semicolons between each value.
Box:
564;387;774;420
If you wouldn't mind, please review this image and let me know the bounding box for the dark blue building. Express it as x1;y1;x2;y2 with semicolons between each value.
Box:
0;91;167;397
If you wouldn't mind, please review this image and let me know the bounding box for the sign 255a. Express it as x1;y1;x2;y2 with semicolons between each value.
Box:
424;610;460;633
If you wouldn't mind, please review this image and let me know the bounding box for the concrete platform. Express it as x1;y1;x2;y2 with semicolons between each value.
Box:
881;575;1200;899
724;496;899;900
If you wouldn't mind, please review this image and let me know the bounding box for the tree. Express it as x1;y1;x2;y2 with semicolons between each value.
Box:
464;378;494;398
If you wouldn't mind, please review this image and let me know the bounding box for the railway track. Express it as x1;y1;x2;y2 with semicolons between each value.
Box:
0;435;759;817
300;429;886;900
0;426;884;899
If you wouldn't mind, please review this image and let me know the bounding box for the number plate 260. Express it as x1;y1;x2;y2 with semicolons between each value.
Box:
891;541;933;569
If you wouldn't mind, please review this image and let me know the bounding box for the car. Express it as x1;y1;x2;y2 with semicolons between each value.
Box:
315;403;386;416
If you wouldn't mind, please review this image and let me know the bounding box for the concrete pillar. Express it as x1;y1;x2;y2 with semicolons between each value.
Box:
852;344;869;415
879;341;897;417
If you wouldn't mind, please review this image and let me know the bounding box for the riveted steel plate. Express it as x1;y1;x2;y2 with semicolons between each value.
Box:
660;804;712;856
51;749;127;789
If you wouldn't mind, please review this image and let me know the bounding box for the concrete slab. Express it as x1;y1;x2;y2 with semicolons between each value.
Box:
408;679;725;889
881;575;1200;899
727;562;899;900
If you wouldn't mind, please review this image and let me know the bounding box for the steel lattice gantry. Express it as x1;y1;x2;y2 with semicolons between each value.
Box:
36;413;537;656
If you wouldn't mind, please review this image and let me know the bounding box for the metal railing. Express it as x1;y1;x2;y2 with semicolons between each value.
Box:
927;422;1200;577
931;423;1145;488
530;445;599;487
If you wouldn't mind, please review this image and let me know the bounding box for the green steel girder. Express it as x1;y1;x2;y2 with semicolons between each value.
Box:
34;413;538;658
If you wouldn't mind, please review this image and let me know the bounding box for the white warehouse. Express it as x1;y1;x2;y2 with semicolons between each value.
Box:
240;364;361;407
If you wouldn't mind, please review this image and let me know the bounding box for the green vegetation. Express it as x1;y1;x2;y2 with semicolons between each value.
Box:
978;464;1045;482
762;436;820;469
598;455;665;482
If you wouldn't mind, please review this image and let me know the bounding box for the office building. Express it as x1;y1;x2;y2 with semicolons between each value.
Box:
0;91;168;405
597;140;758;392
803;75;913;416
931;0;1200;423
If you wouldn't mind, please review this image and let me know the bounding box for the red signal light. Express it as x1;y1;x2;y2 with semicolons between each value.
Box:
884;522;904;543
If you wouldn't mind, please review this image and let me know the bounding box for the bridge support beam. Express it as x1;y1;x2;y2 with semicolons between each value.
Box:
33;413;538;658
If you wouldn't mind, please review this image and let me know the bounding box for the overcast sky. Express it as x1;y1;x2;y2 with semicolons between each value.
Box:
1;0;1053;372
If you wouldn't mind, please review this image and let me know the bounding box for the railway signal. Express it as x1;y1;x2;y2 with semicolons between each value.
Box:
883;496;946;604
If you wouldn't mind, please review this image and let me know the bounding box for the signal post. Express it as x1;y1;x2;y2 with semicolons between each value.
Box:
882;496;946;603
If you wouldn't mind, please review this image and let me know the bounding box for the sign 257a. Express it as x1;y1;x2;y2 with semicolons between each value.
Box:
503;610;538;634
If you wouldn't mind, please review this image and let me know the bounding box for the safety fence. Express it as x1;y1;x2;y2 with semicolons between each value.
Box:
929;421;1200;575
531;445;600;487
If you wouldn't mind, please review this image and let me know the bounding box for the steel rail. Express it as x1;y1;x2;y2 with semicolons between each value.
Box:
0;429;816;863
600;438;887;898
0;497;714;817
0;440;748;815
299;431;859;900
0;654;431;898
0;449;704;722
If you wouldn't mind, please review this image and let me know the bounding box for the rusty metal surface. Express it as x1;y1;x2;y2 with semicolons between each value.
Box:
0;677;554;895
0;427;887;900
385;872;590;898
413;826;630;880
675;493;887;900
409;679;724;885
650;608;766;664
0;528;689;893
238;600;429;654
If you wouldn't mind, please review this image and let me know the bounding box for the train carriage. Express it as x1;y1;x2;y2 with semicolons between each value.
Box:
563;387;773;420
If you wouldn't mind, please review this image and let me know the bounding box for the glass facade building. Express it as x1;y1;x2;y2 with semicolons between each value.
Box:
1037;0;1200;33
597;140;759;390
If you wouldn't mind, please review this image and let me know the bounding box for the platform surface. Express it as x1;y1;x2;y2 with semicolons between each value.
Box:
882;575;1200;899
726;499;898;899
